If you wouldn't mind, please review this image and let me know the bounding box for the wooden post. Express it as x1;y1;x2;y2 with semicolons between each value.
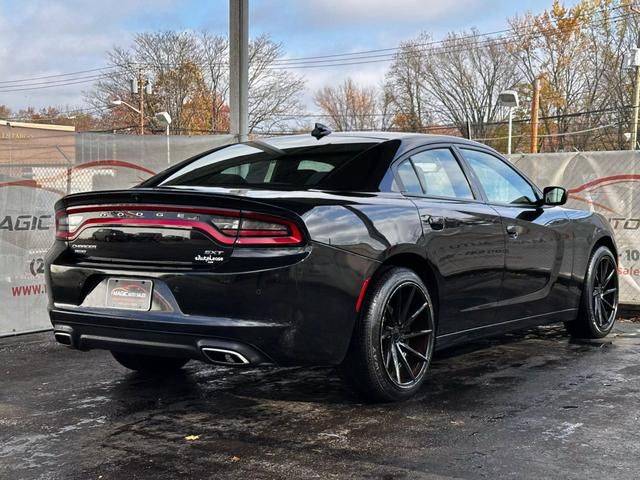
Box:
530;78;540;153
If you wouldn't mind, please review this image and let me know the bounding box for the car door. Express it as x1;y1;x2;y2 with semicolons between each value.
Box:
457;146;572;321
393;145;505;335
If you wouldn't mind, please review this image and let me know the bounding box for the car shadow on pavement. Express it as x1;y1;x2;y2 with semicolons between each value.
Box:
105;324;608;412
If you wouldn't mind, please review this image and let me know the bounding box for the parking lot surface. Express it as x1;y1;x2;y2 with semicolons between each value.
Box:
1;322;639;480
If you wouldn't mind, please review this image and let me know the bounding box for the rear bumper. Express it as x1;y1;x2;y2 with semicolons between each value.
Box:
50;315;274;365
47;243;377;366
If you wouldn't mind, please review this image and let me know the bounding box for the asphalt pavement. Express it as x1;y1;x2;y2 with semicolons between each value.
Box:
1;321;639;480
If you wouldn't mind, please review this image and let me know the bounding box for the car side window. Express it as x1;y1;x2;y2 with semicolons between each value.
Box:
410;149;474;199
395;160;423;194
461;149;538;205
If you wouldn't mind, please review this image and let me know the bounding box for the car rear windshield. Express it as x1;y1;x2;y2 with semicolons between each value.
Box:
157;138;400;191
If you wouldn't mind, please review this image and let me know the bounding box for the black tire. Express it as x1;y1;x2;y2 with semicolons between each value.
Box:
111;351;189;373
565;246;618;339
340;267;436;402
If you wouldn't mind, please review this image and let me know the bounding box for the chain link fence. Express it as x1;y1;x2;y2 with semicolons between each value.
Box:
0;133;233;336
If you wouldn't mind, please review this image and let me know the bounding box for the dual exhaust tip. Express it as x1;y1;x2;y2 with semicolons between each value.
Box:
54;329;251;366
54;331;73;346
201;347;250;366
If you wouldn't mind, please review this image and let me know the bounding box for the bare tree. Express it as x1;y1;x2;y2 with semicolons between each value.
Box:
508;0;638;151
385;34;433;131
314;78;379;131
86;31;305;135
198;32;229;132
420;30;520;138
246;35;306;134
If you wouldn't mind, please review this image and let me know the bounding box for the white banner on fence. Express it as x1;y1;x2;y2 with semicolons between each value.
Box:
512;151;640;305
0;133;233;336
0;185;60;335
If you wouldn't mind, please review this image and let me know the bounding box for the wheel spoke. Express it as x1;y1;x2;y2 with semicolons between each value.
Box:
600;260;607;285
404;302;428;329
385;304;395;321
399;287;416;324
598;298;607;326
603;288;617;296
603;268;615;287
398;342;429;363
601;297;614;310
393;289;403;323
401;329;432;340
384;339;392;370
391;343;401;383
594;296;601;325
395;343;416;381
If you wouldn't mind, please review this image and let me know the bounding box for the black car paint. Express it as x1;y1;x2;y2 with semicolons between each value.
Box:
45;133;617;366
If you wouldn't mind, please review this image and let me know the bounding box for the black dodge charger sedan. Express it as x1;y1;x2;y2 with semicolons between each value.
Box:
46;128;618;402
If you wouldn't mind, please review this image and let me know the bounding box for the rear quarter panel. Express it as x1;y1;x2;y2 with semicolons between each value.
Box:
564;208;617;289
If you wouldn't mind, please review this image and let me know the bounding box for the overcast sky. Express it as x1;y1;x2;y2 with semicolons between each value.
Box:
0;0;570;112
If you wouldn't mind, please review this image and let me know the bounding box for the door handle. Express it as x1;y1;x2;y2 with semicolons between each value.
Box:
506;225;519;238
424;216;445;230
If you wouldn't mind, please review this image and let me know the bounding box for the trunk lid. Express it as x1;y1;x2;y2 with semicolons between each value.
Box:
55;188;308;269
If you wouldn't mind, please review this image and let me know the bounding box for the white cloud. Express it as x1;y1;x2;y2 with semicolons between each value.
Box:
294;0;486;26
0;0;176;111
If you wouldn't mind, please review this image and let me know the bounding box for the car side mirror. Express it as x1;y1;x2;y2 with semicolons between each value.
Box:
542;186;567;206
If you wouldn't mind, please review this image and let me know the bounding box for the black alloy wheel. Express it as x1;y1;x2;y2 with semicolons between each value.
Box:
380;282;434;388
590;253;618;330
565;246;618;339
340;267;435;402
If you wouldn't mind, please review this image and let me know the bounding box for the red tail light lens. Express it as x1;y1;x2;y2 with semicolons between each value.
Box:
211;212;302;245
55;211;85;240
55;205;303;246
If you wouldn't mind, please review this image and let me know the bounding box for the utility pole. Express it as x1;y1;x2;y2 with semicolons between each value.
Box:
139;68;145;135
229;0;249;142
630;6;640;150
130;67;151;135
530;78;540;154
630;48;640;150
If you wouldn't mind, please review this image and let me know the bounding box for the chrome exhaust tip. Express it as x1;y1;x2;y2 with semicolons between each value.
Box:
201;347;250;366
54;331;73;347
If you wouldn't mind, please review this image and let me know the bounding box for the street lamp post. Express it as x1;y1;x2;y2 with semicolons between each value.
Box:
497;90;519;155
155;112;172;165
109;97;143;133
626;47;640;150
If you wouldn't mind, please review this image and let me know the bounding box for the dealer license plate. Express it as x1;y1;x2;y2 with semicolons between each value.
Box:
105;278;153;311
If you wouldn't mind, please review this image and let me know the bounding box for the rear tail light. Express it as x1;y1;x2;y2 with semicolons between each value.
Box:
55;212;84;240
211;212;302;245
55;206;303;246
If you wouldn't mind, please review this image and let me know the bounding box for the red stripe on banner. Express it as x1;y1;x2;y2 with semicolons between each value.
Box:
568;194;618;214
569;175;640;193
0;160;156;196
69;160;156;176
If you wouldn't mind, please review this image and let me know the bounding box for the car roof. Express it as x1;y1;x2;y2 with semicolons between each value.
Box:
258;131;493;152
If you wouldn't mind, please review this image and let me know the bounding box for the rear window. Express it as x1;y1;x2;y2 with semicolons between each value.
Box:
158;139;400;191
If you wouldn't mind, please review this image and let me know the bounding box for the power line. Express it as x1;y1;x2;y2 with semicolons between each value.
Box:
0;3;632;90
0;76;108;93
0;66;119;85
266;9;634;69
0;74;108;92
474;122;623;141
